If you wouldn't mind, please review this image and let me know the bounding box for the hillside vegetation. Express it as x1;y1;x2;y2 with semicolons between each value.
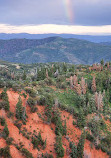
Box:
0;60;111;158
0;37;111;64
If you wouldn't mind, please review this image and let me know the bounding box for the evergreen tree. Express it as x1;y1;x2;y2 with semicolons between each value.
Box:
77;109;86;129
100;59;104;66
22;70;26;80
55;136;64;157
16;96;23;120
3;123;9;138
70;142;77;158
1;88;10;111
63;63;67;72
63;120;67;136
77;130;86;158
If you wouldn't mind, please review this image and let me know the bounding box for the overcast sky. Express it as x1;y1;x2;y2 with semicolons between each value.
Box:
0;0;111;35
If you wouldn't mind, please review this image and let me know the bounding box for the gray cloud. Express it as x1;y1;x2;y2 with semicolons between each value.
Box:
0;0;111;26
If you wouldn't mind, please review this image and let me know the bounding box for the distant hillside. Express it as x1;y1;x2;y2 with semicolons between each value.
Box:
0;37;111;64
1;33;111;43
100;42;111;46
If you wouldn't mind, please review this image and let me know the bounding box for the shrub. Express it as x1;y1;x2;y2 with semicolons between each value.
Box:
42;152;53;158
25;88;36;98
31;132;46;150
0;101;10;111
12;84;20;92
14;120;22;130
6;137;14;145
73;120;76;126
21;148;33;158
0;117;5;126
27;97;36;107
44;78;54;86
7;112;14;118
38;96;46;105
30;106;38;113
86;133;94;142
0;146;12;158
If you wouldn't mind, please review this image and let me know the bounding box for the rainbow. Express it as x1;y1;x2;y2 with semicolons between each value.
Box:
62;0;74;24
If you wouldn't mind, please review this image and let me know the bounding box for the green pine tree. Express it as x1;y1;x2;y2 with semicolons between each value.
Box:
3;123;9;138
16;96;23;120
70;142;77;158
1;88;10;111
77;109;86;129
77;130;86;158
63;120;67;136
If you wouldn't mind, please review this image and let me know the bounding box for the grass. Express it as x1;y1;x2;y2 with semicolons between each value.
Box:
55;89;77;107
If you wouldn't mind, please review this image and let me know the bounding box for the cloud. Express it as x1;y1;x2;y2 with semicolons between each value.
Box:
0;24;111;35
0;0;111;26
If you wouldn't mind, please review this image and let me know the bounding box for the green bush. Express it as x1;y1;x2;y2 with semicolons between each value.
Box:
38;96;46;105
21;148;33;158
0;117;5;126
27;97;36;107
25;88;36;98
0;146;12;158
44;77;54;86
30;106;38;113
31;132;46;150
42;152;53;158
7;112;14;118
6;137;14;145
0;100;10;111
86;133;94;142
14;120;22;130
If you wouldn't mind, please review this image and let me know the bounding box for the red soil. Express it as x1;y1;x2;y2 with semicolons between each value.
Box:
10;145;24;158
84;140;109;158
0;90;109;158
0;138;6;148
61;111;109;158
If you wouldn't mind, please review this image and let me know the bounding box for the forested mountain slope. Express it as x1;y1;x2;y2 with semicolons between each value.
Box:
0;37;111;64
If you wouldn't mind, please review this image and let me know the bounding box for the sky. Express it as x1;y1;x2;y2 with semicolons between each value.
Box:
0;0;111;35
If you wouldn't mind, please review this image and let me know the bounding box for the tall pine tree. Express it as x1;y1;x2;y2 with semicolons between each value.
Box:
77;130;86;158
16;96;23;120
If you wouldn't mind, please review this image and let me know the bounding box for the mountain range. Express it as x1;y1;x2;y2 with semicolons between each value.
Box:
1;33;111;43
0;37;111;64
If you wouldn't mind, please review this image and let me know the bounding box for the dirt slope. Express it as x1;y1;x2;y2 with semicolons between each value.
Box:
0;90;109;158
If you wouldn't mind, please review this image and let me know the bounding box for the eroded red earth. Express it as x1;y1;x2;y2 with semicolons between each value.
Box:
0;90;109;158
